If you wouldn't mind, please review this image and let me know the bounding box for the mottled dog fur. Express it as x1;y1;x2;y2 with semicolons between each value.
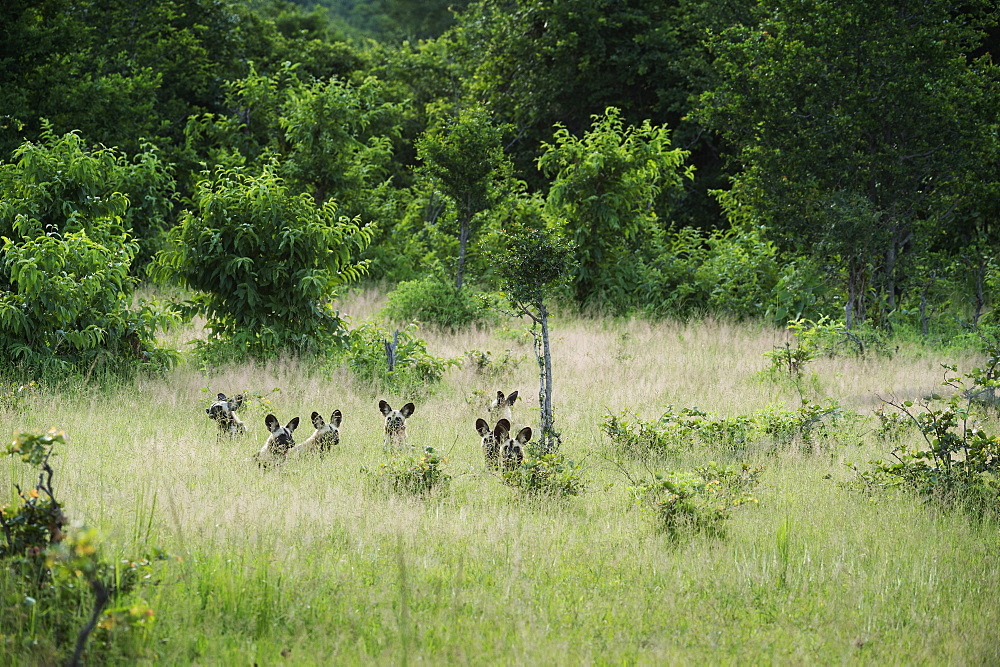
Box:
488;390;519;423
254;414;300;467
288;410;342;457
379;400;414;449
476;418;511;470
500;426;532;472
206;393;246;437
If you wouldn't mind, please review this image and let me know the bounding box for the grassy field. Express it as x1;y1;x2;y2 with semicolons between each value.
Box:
2;290;999;664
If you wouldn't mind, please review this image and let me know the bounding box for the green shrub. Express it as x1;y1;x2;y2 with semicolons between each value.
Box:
382;275;497;329
463;348;524;378
0;216;177;377
367;447;452;497
501;452;586;497
342;321;461;392
600;410;689;458
152;164;373;362
628;462;762;539
0;127;175;274
0;132;178;377
603;401;851;457
851;342;1000;518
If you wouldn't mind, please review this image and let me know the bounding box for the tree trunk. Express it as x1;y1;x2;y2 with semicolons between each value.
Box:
536;302;559;454
846;258;867;329
455;215;469;290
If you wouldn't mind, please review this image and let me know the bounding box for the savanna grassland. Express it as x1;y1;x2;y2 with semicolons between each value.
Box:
3;289;999;665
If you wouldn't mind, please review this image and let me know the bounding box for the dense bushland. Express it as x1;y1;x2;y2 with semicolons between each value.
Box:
1;1;995;365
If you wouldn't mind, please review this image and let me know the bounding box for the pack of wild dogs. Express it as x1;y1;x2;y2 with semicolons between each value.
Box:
206;389;530;471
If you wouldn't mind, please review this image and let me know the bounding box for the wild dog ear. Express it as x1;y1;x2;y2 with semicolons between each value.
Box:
400;402;415;418
231;394;244;410
264;414;279;432
217;393;228;401
330;410;342;427
507;390;519;405
516;426;532;444
495;390;504;404
206;406;213;415
286;417;300;432
311;412;324;429
494;419;511;439
476;418;490;437
379;400;392;416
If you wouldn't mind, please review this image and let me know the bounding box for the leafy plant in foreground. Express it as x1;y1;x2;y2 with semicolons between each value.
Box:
628;462;762;539
501;452;586;497
1;430;167;664
368;447;452;497
852;340;1000;517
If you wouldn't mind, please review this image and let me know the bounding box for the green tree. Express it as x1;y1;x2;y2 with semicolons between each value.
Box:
416;106;516;289
496;199;577;454
281;74;404;210
0;133;176;375
0;128;175;273
451;1;682;182
538;107;693;309
695;0;1000;327
151;165;374;361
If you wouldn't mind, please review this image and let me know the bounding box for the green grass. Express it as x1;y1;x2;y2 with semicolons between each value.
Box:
2;294;998;664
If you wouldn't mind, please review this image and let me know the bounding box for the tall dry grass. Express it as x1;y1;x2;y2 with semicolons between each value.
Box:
2;301;997;664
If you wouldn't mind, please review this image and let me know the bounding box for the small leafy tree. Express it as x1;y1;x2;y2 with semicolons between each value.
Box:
2;429;166;663
416;106;515;289
854;337;1000;517
496;200;577;453
152;165;374;361
628;463;762;539
537;107;692;309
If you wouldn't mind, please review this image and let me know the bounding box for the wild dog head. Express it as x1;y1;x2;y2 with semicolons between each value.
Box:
500;426;532;473
206;392;246;437
488;390;519;423
289;410;343;457
476;417;510;470
379;400;414;449
255;414;300;467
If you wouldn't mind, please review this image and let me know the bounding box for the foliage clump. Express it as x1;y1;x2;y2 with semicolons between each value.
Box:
463;349;524;378
501;452;586;497
0;131;177;376
1;430;166;663
603;401;850;457
629;462;762;539
381;274;497;330
152;165;374;363
851;337;1000;518
368;447;452;497
342;321;461;393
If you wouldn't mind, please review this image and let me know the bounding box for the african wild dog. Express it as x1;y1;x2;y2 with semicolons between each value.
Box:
476;418;510;470
488;390;519;423
500;426;532;473
288;410;342;457
254;414;300;467
379;400;414;449
206;392;246;437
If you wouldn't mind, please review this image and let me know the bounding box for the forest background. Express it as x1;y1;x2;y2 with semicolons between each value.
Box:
2;0;998;372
